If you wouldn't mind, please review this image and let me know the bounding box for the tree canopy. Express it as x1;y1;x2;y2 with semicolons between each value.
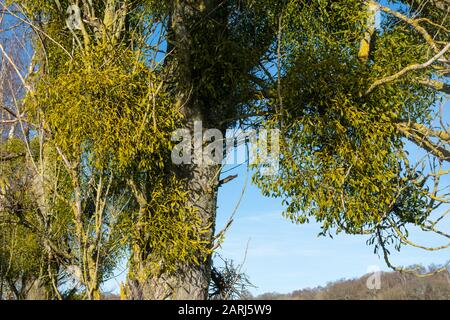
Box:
0;0;449;299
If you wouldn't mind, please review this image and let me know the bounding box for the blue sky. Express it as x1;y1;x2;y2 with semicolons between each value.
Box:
102;97;450;296
103;111;450;296
208;4;449;297
209;4;450;296
214;157;450;296
201;93;450;296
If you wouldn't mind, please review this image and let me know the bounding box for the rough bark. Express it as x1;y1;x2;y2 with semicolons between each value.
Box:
127;163;220;300
24;277;52;300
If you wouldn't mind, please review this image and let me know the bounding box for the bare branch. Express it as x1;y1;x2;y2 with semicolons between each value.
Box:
415;78;450;94
397;121;450;161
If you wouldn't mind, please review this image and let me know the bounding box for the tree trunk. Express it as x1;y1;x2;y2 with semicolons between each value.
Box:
126;0;228;300
127;163;220;300
24;277;51;300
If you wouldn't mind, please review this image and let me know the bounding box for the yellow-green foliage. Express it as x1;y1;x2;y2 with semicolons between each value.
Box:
0;223;43;284
27;46;177;171
0;139;46;290
25;43;210;275
253;0;435;235
127;175;212;277
4;0;213;286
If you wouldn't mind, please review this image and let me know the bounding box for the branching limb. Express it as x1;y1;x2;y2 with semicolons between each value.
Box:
369;1;444;56
415;78;450;94
396;121;450;162
366;43;450;94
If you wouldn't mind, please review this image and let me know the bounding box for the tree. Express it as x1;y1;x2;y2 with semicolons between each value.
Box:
0;0;449;300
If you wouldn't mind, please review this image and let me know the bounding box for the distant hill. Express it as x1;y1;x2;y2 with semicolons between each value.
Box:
255;266;450;300
101;265;450;300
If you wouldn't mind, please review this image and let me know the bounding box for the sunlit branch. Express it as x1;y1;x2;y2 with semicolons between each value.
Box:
366;43;450;95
